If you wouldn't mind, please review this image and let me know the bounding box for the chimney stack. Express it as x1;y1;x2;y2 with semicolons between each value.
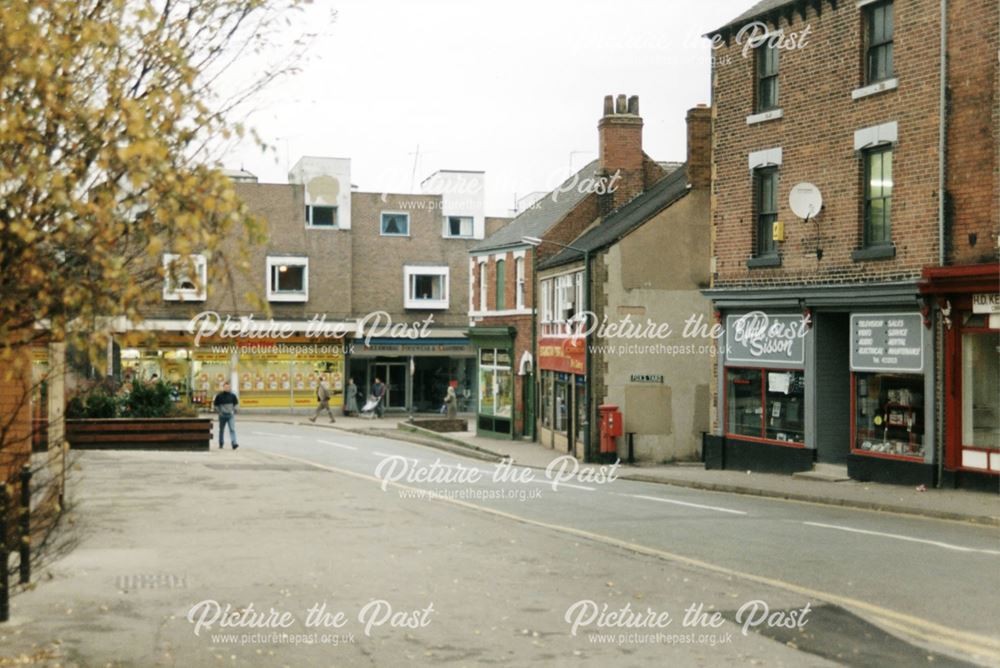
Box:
685;104;712;190
598;93;645;212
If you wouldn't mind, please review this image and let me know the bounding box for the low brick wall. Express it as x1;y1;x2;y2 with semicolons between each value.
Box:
408;418;468;433
66;418;211;451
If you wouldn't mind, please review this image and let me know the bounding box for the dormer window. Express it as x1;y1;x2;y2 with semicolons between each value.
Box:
163;253;207;302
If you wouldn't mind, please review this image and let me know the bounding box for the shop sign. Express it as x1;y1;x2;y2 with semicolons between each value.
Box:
538;337;585;374
724;312;807;366
850;313;923;373
629;374;663;383
972;293;1000;314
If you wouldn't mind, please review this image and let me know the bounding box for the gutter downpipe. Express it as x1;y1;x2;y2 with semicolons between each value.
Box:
936;0;948;486
583;249;592;463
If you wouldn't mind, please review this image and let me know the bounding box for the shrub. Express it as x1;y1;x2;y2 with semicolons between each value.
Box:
121;380;176;418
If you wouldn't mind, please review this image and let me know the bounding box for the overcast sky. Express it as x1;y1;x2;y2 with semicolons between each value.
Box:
224;0;750;216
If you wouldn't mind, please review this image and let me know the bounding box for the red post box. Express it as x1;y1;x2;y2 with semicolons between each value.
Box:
598;404;622;455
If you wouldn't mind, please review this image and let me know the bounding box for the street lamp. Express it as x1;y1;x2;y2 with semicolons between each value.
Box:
521;236;593;463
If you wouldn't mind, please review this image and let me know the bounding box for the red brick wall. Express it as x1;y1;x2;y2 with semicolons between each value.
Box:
711;0;949;287
945;0;1000;265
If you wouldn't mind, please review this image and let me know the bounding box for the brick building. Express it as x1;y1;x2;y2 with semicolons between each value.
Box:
467;160;602;439
122;157;508;414
536;104;712;462
703;0;998;487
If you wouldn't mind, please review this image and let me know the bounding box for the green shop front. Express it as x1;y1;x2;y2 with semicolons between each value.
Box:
468;327;515;438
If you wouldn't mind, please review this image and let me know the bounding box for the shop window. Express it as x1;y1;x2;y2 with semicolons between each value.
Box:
575;381;586;444
404;266;449;309
306;205;337;228
961;327;999;453
756;42;779;112
554;376;569;433
163;253;207;301
863;146;893;248
726;368;804;444
266;256;308;302
540;371;553;429
479;349;512;418
381;212;409;236
853;372;924;458
865;1;894;84
447;216;474;238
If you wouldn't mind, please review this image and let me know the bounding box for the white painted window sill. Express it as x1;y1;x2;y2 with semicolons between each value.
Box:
852;78;898;100
746;108;783;125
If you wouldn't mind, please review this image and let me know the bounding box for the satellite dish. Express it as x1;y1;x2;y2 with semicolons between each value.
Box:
789;182;823;220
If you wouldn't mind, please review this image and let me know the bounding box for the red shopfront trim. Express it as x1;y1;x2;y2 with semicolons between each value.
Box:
723;366;807;448
922;263;1000;476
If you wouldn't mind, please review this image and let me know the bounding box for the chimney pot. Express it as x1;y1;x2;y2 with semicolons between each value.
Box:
615;94;627;114
627;95;639;115
603;95;614;116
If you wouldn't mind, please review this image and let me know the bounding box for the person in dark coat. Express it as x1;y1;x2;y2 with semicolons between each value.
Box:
212;383;239;450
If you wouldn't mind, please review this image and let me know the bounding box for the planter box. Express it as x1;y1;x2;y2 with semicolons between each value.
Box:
66;418;211;451
409;418;468;433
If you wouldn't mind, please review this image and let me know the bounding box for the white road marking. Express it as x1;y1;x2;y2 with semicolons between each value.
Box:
528;479;596;492
622;493;748;516
802;522;1000;555
372;451;419;462
252;431;301;439
317;439;357;451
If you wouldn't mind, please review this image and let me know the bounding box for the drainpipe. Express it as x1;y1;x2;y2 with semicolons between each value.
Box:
938;0;947;266
583;249;592;463
530;246;538;442
936;0;948;485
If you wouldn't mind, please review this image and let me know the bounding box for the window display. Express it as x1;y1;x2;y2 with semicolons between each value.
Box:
726;368;805;444
554;375;569;433
540;372;553;428
853;371;924;458
478;349;512;418
962;328;999;451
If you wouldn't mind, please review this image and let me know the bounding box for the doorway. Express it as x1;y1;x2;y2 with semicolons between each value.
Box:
373;362;407;410
814;312;851;464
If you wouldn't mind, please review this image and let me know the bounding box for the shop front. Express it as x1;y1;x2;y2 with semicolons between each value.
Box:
467;328;515;438
537;336;586;455
120;336;346;412
846;312;934;485
347;337;476;413
717;311;813;473
921;264;1000;490
707;287;936;484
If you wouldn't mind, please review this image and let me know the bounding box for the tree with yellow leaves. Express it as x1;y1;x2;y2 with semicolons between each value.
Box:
0;0;311;550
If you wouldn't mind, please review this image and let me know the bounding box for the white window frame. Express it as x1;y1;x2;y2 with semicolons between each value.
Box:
306;204;338;229
515;257;526;310
404;265;449;310
380;211;410;237
479;261;488;311
163;253;207;302
445;215;474;238
266;256;309;302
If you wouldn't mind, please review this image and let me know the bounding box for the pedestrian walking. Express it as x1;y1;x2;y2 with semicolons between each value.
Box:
310;377;336;423
371;377;386;418
212;382;239;450
344;378;359;416
444;385;458;418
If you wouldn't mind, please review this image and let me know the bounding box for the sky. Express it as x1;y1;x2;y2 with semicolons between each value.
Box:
223;0;751;217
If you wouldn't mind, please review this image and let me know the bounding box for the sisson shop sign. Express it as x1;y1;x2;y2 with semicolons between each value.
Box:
725;312;808;365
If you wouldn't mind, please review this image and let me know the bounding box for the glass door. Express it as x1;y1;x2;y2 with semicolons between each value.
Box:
375;362;407;410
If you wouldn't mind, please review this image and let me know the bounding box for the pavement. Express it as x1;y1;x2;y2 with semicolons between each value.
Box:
229;411;1000;527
